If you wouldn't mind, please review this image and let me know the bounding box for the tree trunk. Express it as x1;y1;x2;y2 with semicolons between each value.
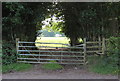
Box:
70;37;79;46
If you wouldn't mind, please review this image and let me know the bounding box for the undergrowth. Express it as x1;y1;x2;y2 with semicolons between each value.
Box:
88;37;119;75
2;63;32;73
88;56;119;75
2;41;17;65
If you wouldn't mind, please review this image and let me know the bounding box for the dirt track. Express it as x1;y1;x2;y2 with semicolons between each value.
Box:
2;64;118;79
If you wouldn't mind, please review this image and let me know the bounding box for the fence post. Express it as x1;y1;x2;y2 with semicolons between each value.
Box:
16;38;19;54
102;37;105;55
98;36;101;52
83;38;87;65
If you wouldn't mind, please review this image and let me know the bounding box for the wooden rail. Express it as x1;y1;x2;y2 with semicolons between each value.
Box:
17;58;84;61
18;45;84;49
18;61;85;64
86;41;102;44
16;39;86;65
18;54;84;57
18;41;70;46
86;37;106;55
18;50;84;53
16;37;106;65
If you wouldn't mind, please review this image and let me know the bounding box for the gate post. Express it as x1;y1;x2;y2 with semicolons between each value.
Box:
98;36;101;52
16;38;19;54
102;37;105;55
83;38;87;65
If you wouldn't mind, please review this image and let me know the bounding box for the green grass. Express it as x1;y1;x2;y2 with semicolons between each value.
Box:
35;37;70;48
41;60;63;70
2;63;32;73
88;56;119;75
90;63;119;75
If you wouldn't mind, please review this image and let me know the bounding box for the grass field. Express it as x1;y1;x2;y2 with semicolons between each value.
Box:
36;37;70;44
35;37;70;48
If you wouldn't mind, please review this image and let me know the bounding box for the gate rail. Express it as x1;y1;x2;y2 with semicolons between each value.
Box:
16;38;87;65
16;37;106;65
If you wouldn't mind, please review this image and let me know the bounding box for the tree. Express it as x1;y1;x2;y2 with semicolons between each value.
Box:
2;2;52;42
54;2;120;46
3;2;120;46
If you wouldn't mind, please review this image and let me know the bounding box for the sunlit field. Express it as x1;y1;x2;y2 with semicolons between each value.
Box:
35;37;70;48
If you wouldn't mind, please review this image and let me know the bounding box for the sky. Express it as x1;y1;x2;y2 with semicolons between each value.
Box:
42;15;64;28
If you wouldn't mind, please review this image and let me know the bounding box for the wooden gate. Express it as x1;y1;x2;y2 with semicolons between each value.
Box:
16;38;87;65
16;38;106;65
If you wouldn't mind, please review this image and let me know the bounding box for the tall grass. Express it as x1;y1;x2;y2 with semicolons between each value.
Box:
88;56;119;75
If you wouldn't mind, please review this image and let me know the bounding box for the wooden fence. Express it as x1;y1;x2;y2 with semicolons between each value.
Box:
16;38;106;65
86;37;106;55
